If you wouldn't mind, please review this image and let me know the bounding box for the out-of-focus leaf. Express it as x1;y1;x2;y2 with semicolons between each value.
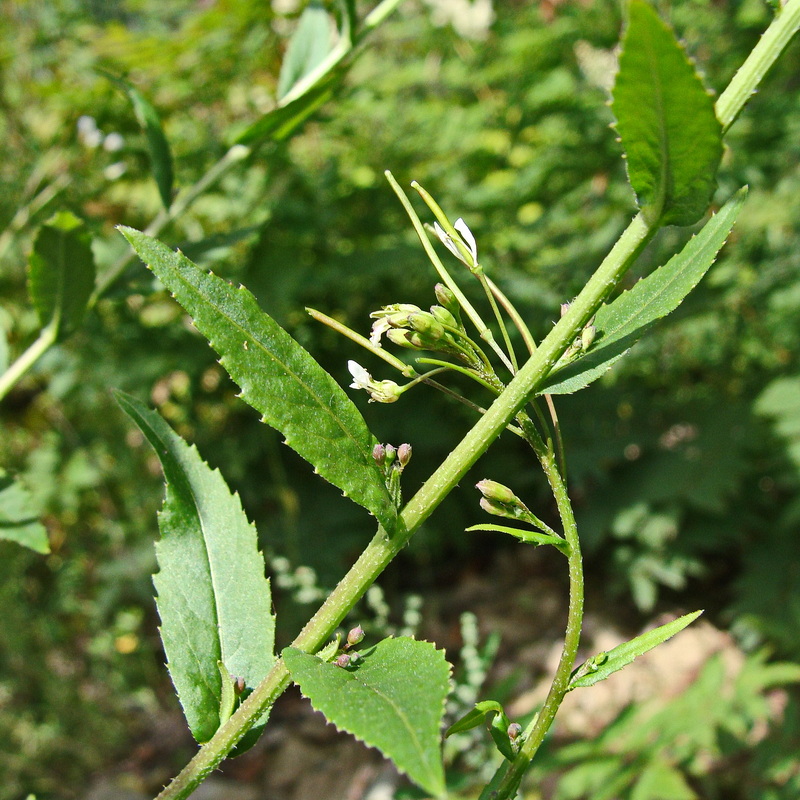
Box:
232;72;338;146
613;0;723;226
27;212;96;340
542;188;746;395
277;1;334;101
119;228;398;534
0;469;49;554
104;72;174;209
569;610;702;690
115;391;275;746
283;638;450;797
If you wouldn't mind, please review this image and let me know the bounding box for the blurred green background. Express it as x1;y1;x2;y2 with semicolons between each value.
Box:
2;0;800;797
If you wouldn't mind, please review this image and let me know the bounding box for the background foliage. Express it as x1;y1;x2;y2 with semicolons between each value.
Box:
1;0;799;797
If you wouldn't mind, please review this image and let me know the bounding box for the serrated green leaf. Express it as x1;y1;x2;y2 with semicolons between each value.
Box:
27;212;96;341
569;610;702;691
119;228;397;534
104;73;174;209
613;0;723;226
277;1;334;101
115;391;275;745
542;188;746;395
0;469;49;554
283;638;451;796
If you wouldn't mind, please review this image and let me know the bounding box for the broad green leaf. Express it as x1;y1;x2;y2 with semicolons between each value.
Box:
568;610;702;690
283;638;451;796
119;228;398;534
105;73;174;209
630;760;697;800
541;188;746;395
28;212;96;340
115;391;275;745
0;469;49;554
277;1;335;101
613;0;723;226
466;523;569;553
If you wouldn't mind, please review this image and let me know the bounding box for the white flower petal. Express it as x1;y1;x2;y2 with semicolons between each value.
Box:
347;360;372;390
433;222;465;262
454;218;478;264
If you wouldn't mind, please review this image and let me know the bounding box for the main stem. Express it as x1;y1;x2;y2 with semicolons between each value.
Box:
155;213;654;800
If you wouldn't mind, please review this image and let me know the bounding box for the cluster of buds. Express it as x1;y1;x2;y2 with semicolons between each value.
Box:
373;442;412;472
475;479;537;524
335;625;366;669
370;303;462;353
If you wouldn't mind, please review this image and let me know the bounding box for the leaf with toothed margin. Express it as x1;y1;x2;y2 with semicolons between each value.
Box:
284;638;451;797
612;0;723;226
114;391;275;749
118;227;397;534
540;187;746;396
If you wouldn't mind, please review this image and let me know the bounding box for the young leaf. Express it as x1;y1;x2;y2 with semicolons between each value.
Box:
283;638;451;797
445;699;507;737
613;0;723;226
28;212;96;341
568;610;702;691
118;228;398;534
466;523;570;553
105;73;174;209
541;187;746;395
115;391;275;745
0;469;49;554
277;1;334;101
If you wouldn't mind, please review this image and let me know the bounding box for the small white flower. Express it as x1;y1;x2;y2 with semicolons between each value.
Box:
103;132;125;152
348;360;372;391
433;218;478;267
370;317;391;346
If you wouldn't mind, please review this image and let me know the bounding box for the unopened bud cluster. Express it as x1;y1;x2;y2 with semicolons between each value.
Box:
335;625;366;669
475;479;535;523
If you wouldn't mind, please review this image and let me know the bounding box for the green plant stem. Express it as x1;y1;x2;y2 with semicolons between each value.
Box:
153;7;800;795
716;0;800;133
0;323;57;401
154;211;655;800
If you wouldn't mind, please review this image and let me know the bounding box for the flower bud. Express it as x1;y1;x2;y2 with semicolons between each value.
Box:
348;651;360;664
397;443;412;467
581;324;596;351
507;722;523;741
347;625;365;646
475;479;517;505
434;283;459;314
373;444;386;466
232;675;246;695
560;302;571;318
386;329;419;349
430;305;458;329
335;653;352;668
384;444;397;466
408;313;445;341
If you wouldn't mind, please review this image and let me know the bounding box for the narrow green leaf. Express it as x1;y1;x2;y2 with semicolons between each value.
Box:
233;72;338;146
115;391;275;745
542;187;746;395
0;469;49;554
613;0;723;226
466;523;569;553
283;638;451;797
277;1;334;101
27;212;96;341
568;610;702;690
118;228;398;534
105;73;174;209
445;700;507;737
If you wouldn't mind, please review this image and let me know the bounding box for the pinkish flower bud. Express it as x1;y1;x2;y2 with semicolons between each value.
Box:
373;443;386;466
335;653;352;668
347;625;365;646
397;443;412;467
